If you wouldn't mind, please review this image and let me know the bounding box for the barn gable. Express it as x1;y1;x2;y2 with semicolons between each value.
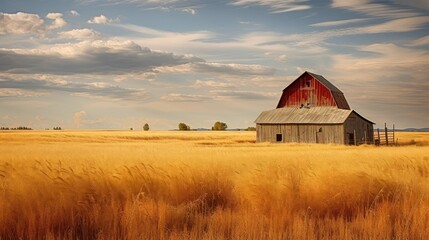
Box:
276;71;350;109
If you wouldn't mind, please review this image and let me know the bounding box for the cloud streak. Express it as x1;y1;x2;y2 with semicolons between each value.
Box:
0;40;202;75
231;0;311;13
310;18;369;27
331;0;419;18
0;75;148;101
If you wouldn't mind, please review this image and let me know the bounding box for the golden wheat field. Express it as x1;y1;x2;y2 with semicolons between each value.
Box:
0;130;428;240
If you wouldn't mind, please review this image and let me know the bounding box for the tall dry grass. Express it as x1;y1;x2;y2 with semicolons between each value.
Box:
0;131;428;239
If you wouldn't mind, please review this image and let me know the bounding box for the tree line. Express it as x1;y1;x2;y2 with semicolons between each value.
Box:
140;122;255;131
1;126;32;130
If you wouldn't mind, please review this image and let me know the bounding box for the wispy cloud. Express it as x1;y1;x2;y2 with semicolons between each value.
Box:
73;110;102;128
160;93;211;102
178;7;197;15
310;18;369;27
70;10;80;16
394;0;429;11
331;0;419;18
0;75;148;101
0;40;202;75
332;43;429;74
58;28;100;40
154;62;275;76
230;0;311;13
210;90;277;100
407;35;429;46
0;88;47;97
192;80;233;89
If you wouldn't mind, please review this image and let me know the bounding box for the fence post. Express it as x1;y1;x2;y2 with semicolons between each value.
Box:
377;128;380;146
385;123;388;146
393;124;395;145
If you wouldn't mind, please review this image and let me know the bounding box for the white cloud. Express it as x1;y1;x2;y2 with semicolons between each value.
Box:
46;12;67;30
88;14;115;24
310;18;369;27
231;0;311;13
70;10;80;16
0;12;44;34
58;28;100;40
179;8;197;15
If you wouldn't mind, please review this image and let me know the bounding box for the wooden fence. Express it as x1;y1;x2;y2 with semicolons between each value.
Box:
374;123;397;146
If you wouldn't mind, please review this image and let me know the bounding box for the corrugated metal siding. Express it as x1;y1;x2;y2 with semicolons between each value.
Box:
255;107;352;124
256;124;344;144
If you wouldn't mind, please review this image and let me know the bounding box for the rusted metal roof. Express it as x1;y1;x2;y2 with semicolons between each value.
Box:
307;72;343;93
255;107;353;124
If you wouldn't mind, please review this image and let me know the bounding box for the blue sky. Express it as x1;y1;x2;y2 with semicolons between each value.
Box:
0;0;428;129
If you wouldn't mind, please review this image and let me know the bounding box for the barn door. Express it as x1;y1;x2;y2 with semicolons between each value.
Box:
348;133;355;145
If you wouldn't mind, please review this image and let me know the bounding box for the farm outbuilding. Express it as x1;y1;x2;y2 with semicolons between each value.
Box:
255;71;374;145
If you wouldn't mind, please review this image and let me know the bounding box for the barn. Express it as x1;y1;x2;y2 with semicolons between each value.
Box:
255;71;374;145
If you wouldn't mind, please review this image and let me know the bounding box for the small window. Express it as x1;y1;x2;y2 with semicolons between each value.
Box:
276;134;282;142
305;80;311;88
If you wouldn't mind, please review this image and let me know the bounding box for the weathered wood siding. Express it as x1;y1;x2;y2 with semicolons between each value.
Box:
256;124;344;144
344;112;374;145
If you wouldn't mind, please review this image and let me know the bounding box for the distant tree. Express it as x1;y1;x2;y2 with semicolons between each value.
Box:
212;121;227;131
130;128;133;130
143;123;149;131
178;122;190;131
245;127;256;131
53;127;62;130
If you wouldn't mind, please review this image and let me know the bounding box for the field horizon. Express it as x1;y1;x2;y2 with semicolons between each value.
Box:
1;131;428;239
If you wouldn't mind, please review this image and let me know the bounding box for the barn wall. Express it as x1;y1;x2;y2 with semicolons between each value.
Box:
256;124;344;144
277;73;337;108
344;112;374;145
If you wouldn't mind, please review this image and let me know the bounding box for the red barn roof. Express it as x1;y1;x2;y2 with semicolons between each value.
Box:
276;71;350;109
